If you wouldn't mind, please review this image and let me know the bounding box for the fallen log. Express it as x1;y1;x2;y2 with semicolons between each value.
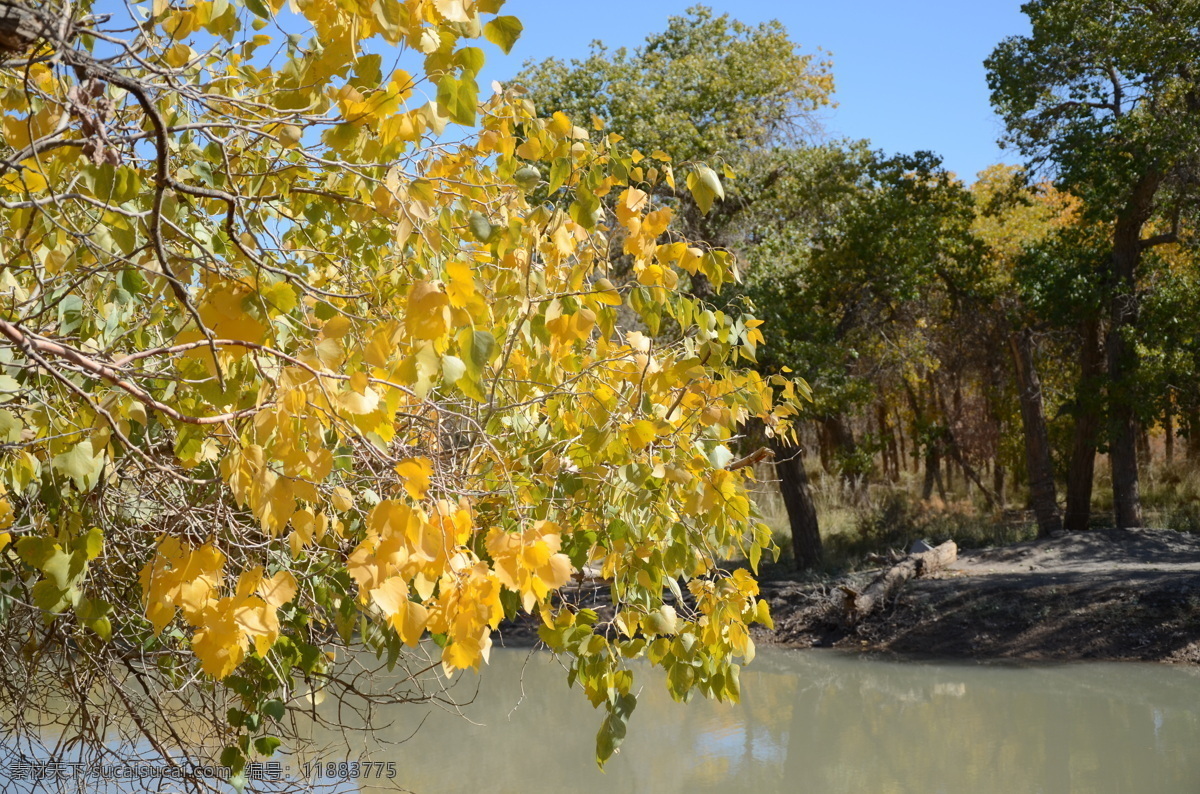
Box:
840;540;957;625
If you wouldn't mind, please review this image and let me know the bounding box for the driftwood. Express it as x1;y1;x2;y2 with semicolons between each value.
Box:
839;540;957;625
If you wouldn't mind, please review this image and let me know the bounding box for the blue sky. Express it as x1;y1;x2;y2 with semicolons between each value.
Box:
479;0;1033;183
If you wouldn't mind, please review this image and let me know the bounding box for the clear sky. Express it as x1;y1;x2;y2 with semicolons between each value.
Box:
479;0;1033;184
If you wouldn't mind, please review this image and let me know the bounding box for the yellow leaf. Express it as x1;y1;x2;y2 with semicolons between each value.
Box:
394;457;434;500
331;486;354;512
548;111;572;137
406;281;450;341
259;570;297;610
322;315;353;339
433;0;470;22
234;596;280;657
444;260;477;309
370;577;429;646
197;282;266;343
625;419;656;449
486;521;573;612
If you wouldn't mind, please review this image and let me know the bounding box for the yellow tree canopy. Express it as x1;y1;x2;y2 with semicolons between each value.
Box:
0;0;799;776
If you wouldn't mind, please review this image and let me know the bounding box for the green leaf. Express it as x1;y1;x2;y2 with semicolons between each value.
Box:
436;74;477;127
484;16;523;54
0;408;22;442
707;444;734;469
441;354;466;384
243;0;270;19
0;376;20;403
595;693;636;766
220;744;245;774
254;736;281;756
262;699;286;721
454;46;486;76
456;327;496;401
41;547;76;590
88;616;112;642
468;211;494;242
15;536;56;569
31;580;69;613
51;440;103;491
81;527;103;560
548;158;570;193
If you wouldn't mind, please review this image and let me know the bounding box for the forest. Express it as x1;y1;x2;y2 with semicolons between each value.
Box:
516;3;1200;568
0;0;1197;790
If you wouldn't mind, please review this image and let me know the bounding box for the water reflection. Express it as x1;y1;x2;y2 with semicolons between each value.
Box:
300;649;1200;794
5;649;1200;793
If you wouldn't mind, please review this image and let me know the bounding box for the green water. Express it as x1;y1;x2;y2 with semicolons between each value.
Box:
298;648;1200;794
6;648;1199;793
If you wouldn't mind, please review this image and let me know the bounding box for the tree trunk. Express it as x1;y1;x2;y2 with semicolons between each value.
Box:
922;449;936;500
1010;328;1062;537
1165;398;1175;466
877;403;900;483
1065;317;1103;532
943;437;997;509
906;382;943;500
1107;171;1160;529
772;443;822;570
820;415;858;486
816;420;834;474
993;462;1007;508
1136;422;1151;468
1188;406;1200;462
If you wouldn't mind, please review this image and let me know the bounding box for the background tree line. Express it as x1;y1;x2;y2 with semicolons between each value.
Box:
517;1;1200;568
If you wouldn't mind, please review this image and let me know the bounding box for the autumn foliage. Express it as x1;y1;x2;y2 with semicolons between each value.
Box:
0;0;799;779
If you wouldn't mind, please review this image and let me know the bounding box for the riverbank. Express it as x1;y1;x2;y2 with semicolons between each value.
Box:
757;528;1200;663
493;528;1200;663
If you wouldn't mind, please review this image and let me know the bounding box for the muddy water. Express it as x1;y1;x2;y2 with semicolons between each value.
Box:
304;648;1200;794
5;648;1199;793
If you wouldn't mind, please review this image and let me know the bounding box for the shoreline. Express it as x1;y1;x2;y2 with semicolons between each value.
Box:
497;528;1200;665
756;528;1200;665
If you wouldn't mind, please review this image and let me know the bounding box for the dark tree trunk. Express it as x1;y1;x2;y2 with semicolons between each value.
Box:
934;384;955;493
772;444;822;570
993;462;1007;508
895;408;912;473
1010;328;1062;537
922;448;938;501
942;434;997;509
933;452;947;501
1165;398;1175;465
1065;317;1103;532
820;415;858;486
816;420;834;474
1188;407;1200;462
1136;422;1152;468
984;365;1008;509
877;403;900;483
1107;171;1160;529
906;382;943;500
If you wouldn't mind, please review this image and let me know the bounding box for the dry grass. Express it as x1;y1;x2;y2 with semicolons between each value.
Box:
747;451;1200;574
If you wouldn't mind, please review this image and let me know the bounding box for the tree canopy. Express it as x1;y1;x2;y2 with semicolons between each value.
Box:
987;0;1200;528
0;0;798;782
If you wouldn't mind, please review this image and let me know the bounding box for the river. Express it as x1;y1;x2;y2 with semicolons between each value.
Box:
296;648;1200;794
5;648;1199;793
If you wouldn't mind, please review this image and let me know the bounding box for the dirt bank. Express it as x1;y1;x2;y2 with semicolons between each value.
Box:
759;528;1200;663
